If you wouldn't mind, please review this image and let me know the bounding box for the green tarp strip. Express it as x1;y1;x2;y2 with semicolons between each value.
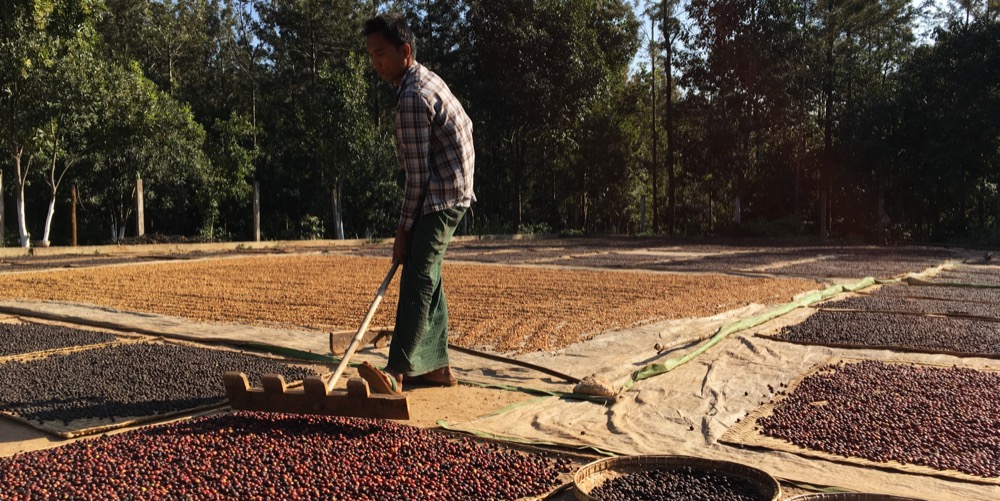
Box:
624;277;879;389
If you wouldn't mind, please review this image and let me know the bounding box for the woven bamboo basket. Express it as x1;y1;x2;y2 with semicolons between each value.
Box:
573;454;780;501
786;494;926;501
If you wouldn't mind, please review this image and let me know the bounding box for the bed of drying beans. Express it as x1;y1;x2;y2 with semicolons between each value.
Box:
759;360;1000;477
0;343;318;425
0;255;817;354
0;323;117;357
934;271;1000;286
590;465;772;501
774;311;1000;357
0;412;573;500
876;284;1000;303
819;294;1000;319
0;254;145;272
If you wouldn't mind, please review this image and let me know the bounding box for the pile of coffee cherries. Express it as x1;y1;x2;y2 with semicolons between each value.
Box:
0;412;574;500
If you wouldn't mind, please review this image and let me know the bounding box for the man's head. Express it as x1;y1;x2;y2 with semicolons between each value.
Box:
363;13;416;85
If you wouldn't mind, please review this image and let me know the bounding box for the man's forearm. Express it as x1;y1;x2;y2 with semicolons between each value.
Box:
393;227;410;264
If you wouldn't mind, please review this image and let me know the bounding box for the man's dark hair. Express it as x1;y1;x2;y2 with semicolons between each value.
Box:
363;13;417;59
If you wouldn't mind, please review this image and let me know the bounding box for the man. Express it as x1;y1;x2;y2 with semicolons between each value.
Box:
360;13;475;393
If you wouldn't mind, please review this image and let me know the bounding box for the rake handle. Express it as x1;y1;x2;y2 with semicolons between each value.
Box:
325;261;399;392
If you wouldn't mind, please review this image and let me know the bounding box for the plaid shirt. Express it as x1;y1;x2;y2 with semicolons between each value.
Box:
395;62;475;231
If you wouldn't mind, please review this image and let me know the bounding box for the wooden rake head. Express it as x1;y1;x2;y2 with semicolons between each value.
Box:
223;372;410;420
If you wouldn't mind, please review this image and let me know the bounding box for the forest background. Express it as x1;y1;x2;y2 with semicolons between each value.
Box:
1;0;998;247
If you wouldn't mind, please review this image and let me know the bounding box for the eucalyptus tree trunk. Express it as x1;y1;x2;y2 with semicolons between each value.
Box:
331;182;344;240
253;180;261;242
41;197;55;245
995;188;1000;231
41;133;60;244
650;16;659;234
13;148;31;248
136;176;144;237
664;4;677;235
0;169;5;246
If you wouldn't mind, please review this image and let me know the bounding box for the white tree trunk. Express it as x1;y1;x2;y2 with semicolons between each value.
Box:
253;180;260;242
13;152;31;248
41;196;55;244
332;184;344;240
16;187;29;248
136;177;145;237
734;195;742;224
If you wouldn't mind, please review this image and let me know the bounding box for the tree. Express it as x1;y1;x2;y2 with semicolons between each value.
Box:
886;19;1000;240
35;22;109;244
203;111;256;239
466;0;639;231
644;0;684;234
86;61;209;241
255;0;396;239
1;0;105;247
938;0;1000;26
685;0;806;226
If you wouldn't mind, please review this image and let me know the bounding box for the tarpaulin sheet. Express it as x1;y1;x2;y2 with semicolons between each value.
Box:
443;296;1000;500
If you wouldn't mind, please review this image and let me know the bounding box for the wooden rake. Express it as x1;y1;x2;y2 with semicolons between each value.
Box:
224;262;410;419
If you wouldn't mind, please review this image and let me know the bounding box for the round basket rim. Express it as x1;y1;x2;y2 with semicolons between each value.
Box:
573;454;781;501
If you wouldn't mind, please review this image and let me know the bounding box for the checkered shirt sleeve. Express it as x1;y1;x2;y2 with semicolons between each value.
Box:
395;64;475;231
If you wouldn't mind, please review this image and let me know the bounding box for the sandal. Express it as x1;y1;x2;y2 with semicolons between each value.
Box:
356;361;402;395
406;367;459;387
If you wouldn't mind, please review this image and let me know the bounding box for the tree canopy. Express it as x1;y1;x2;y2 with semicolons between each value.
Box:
1;0;997;246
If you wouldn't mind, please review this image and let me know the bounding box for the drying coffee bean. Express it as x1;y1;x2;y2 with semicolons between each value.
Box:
820;294;1000;319
766;248;958;279
0;411;573;500
590;465;771;501
0;343;317;424
0;323;116;357
775;311;1000;357
877;283;1000;304
758;360;1000;478
0;254;816;355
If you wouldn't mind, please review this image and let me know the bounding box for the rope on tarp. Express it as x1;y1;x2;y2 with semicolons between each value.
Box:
456;380;616;404
448;344;582;384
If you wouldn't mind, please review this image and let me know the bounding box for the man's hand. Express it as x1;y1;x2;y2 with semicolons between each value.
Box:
393;228;410;264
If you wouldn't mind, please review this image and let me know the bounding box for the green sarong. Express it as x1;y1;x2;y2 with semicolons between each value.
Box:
388;207;466;376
